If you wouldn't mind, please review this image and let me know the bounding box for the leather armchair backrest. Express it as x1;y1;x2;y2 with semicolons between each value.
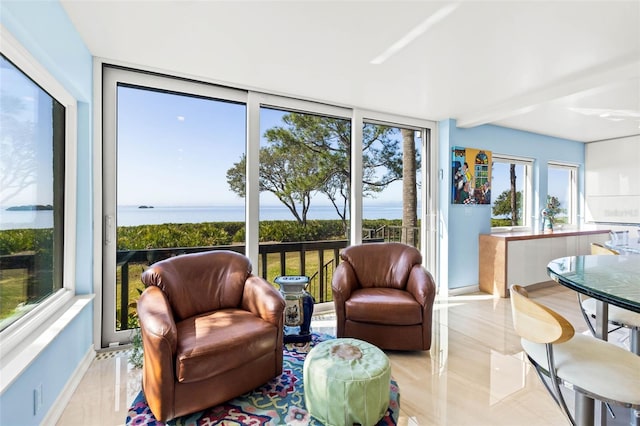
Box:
340;242;422;289
141;250;252;321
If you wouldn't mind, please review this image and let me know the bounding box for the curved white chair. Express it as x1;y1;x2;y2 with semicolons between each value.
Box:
510;285;640;426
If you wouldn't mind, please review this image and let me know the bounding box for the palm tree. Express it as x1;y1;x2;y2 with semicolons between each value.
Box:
401;129;417;246
510;164;517;226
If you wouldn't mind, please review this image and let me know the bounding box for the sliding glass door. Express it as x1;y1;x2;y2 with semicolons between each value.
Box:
102;67;247;346
101;67;438;346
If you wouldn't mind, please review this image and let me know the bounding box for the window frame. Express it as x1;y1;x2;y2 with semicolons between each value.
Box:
0;25;77;366
359;110;437;281
490;153;533;232
101;65;248;345
548;161;578;227
97;65;439;346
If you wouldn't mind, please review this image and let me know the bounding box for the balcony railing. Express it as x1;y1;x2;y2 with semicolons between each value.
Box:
364;225;420;246
1;227;420;331
115;238;387;330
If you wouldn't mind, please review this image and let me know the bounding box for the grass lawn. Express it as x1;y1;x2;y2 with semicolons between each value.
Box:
0;269;28;322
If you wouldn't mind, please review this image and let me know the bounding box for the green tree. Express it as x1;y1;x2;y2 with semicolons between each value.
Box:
227;140;326;225
492;190;522;223
226;113;405;228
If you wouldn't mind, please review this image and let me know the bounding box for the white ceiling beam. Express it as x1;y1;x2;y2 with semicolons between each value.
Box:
456;53;640;129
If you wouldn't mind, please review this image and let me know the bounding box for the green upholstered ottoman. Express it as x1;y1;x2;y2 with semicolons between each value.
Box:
303;338;391;426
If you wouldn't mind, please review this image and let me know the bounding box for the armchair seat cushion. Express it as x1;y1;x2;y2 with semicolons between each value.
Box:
176;309;278;383
345;288;422;326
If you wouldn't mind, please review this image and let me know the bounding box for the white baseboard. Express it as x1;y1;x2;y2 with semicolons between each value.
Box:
41;345;95;425
447;285;480;296
313;301;334;314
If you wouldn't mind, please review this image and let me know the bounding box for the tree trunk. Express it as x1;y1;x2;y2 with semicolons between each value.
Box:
510;164;517;226
401;129;417;246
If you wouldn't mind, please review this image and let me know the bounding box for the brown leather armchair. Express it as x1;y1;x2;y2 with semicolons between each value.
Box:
136;250;285;422
332;242;436;351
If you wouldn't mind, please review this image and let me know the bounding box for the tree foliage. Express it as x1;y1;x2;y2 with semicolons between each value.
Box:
226;113;408;227
492;190;522;223
0;93;37;205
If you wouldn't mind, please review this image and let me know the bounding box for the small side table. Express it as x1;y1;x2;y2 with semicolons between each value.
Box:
274;275;315;343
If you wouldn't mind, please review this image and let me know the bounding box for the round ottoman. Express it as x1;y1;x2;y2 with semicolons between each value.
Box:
303;338;391;426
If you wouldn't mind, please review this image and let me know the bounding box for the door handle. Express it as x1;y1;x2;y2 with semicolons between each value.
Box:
105;214;114;245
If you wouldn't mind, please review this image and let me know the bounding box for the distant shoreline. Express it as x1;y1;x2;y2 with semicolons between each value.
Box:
6;204;53;211
1;204;407;230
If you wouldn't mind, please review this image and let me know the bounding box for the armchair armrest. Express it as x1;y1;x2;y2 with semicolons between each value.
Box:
137;286;178;421
331;261;360;337
331;261;359;304
407;265;437;350
137;286;178;352
242;275;285;328
406;265;436;308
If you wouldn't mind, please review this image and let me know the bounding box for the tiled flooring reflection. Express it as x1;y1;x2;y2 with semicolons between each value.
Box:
57;284;631;425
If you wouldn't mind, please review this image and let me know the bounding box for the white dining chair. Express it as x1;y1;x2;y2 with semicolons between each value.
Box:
510;284;640;426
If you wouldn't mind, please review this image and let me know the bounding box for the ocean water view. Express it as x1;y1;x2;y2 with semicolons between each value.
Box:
0;204;406;230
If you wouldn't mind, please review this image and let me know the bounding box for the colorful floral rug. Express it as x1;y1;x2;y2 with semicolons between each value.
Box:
126;333;400;425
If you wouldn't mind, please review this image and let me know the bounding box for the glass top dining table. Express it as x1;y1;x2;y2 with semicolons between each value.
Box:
548;255;640;426
547;255;640;314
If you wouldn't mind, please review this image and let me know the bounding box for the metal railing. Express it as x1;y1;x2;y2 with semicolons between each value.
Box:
115;239;384;330
0;252;41;301
2;237;397;331
363;225;420;245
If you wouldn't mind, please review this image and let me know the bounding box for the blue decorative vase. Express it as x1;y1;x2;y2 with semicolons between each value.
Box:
274;276;315;343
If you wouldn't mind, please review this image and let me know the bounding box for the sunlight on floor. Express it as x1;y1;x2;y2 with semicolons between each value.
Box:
58;285;620;426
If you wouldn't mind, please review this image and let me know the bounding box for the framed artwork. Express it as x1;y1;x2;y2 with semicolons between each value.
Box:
451;146;492;205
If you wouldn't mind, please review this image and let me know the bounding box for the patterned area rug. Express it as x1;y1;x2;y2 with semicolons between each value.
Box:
126;333;400;425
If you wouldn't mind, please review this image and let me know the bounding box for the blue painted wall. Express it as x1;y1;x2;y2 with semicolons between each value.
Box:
0;1;94;424
438;119;585;290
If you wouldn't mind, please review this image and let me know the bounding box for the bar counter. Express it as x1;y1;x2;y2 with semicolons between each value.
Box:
479;228;610;297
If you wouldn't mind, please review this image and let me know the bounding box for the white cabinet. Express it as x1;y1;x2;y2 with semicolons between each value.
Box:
506;235;598;288
586;136;640;223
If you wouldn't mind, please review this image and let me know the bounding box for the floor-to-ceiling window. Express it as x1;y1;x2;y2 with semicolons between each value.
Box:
361;122;423;248
101;66;436;345
253;102;352;303
102;67;247;345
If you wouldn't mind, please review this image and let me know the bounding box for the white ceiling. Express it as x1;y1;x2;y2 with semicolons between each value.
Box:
61;0;640;142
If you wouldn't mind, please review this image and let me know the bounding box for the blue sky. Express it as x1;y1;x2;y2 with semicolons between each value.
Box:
117;86;409;208
117;86;247;206
2;75;568;215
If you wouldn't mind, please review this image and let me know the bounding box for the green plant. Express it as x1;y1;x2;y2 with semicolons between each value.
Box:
126;288;143;368
542;195;561;224
128;328;144;369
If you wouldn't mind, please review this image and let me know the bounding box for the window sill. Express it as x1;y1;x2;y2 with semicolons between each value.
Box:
491;226;531;233
0;294;94;394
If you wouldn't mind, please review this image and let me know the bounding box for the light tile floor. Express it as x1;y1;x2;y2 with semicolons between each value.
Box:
56;283;633;425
